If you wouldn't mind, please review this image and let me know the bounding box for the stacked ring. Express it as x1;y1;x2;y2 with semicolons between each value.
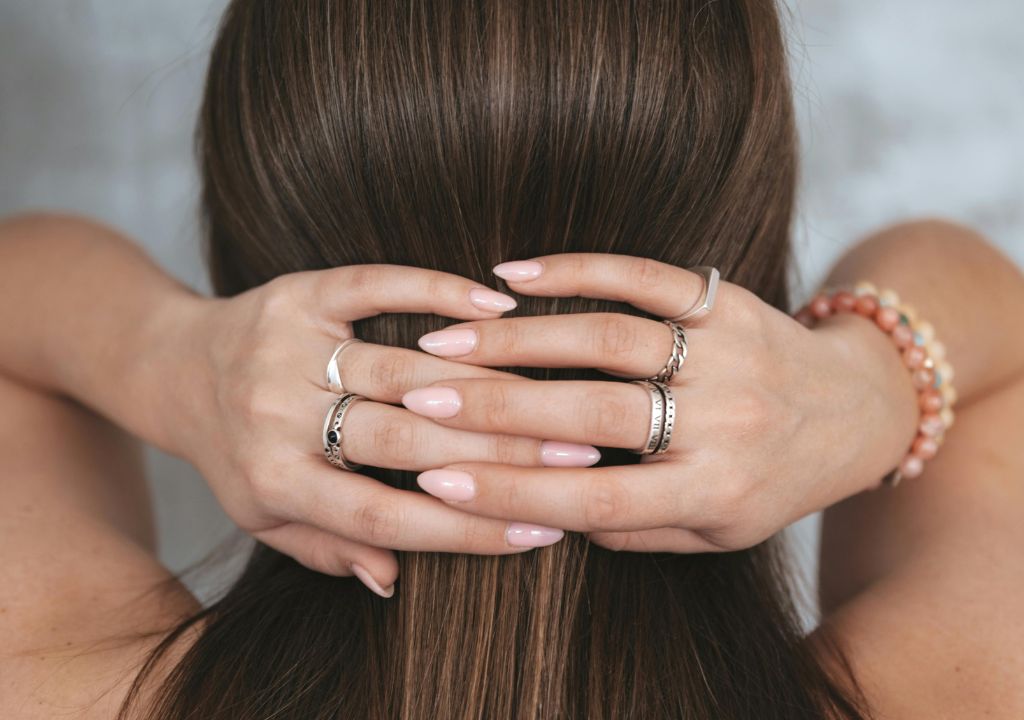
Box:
323;393;365;471
666;266;720;323
631;379;675;455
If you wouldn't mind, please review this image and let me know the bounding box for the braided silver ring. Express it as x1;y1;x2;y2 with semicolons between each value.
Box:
666;266;720;323
630;380;675;455
326;338;364;394
650;321;688;383
323;393;365;471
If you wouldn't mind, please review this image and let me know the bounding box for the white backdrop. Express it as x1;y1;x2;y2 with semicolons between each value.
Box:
2;0;1021;607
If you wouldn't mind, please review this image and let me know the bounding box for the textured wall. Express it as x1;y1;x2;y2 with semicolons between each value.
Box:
1;0;1021;609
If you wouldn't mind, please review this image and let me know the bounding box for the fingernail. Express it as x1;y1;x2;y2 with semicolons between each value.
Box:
493;260;544;282
418;328;478;357
469;287;517;312
540;441;602;467
402;387;462;418
417;469;476;501
351;563;395;598
506;523;565;548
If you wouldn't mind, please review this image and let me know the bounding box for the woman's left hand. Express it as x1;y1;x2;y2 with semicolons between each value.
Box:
400;254;919;552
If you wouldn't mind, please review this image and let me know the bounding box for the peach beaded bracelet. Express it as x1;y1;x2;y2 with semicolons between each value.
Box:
794;282;957;487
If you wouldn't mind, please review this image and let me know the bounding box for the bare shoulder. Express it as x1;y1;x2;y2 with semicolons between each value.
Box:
0;374;199;718
818;374;1024;719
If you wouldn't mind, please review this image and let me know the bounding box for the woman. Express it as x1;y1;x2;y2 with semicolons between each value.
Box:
1;0;1023;718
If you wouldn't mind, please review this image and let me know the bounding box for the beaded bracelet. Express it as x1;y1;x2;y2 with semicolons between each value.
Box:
794;282;957;487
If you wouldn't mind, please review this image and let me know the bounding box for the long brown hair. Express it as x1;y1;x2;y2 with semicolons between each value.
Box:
123;1;866;717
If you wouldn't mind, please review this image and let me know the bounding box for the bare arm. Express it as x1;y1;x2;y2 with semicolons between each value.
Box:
817;219;1024;717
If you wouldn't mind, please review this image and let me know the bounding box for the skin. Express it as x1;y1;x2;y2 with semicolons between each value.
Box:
0;214;1022;717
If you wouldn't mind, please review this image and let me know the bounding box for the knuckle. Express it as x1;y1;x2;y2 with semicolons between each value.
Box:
345;265;382;294
593;315;640;362
478;382;514;427
578;394;631;446
496;320;524;355
369;414;419;464
627;257;665;288
460;518;494;551
488;433;529;465
582;476;630;529
354;499;402;546
368;350;417;398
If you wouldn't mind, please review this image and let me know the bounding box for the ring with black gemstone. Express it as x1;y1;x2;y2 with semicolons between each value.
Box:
322;393;365;471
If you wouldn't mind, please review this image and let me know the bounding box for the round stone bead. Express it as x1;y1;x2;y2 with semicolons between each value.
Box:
919;388;944;413
911;436;939;460
919;413;945;437
902;345;927;369
854;281;878;297
941;383;958;405
940;406;956;429
901;304;919;324
810;295;832;319
891;324;915;349
936;360;954;383
832;291;857;312
878;289;900;307
899;455;925;479
928;340;946;361
855;294;880;317
875;306;901;332
915;321;935;345
913;367;937;391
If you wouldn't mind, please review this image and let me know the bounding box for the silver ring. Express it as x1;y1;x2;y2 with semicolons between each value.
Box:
326;338;364;394
651;321;688;383
666;266;719;323
630;380;674;455
323;393;365;471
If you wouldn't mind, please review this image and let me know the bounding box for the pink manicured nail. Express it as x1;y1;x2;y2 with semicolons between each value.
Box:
418;328;478;357
417;469;476;501
469;287;517;312
506;523;565;548
540;441;601;467
493;260;544;282
402;387;462;418
351;563;395;598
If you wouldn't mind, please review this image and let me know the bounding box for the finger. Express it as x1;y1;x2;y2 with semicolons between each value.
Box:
416;313;680;378
327;342;523;402
308;264;519;322
281;465;566;553
492;253;726;320
254;522;399;596
402;378;651;451
587;528;719;554
415;463;707;533
330;400;599;469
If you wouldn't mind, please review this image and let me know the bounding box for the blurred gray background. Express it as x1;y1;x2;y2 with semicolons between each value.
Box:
1;1;1021;610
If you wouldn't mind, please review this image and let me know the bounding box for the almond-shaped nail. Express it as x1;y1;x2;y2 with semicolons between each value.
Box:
506;523;565;548
493;260;544;282
540;441;601;467
351;563;395;598
418;328;478;357
469;287;517;312
417;469;476;501
402;387;462;418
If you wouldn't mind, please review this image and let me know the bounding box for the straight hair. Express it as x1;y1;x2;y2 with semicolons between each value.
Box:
122;1;867;717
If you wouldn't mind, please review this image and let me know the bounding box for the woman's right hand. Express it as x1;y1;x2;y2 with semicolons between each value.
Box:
154;266;594;596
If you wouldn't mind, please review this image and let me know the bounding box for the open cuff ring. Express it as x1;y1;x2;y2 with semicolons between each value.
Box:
326;338;364;394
